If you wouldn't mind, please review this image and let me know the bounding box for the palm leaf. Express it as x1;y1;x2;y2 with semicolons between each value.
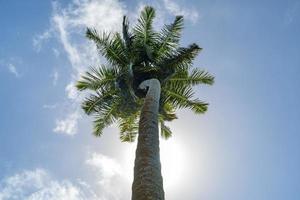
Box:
159;43;202;71
163;83;208;113
133;6;156;45
76;65;118;91
156;15;184;59
160;121;172;139
93;99;120;136
86;28;127;68
159;102;178;121
118;113;139;142
81;88;117;115
122;16;134;50
169;68;214;86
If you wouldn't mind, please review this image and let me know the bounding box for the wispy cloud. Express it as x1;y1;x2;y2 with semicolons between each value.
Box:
0;169;98;200
51;70;59;86
1;57;23;78
53;111;80;135
33;30;52;52
43;0;126;135
52;48;60;57
50;0;125;75
43;104;58;109
162;0;199;23
8;63;20;78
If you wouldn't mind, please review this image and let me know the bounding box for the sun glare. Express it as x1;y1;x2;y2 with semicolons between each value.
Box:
160;139;187;189
122;138;188;192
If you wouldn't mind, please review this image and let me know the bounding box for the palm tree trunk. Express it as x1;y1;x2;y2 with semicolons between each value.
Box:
132;78;165;200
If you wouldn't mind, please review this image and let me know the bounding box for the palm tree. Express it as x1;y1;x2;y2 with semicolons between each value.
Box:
76;6;214;200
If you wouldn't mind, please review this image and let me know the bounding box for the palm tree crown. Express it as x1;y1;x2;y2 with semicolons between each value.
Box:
76;6;214;142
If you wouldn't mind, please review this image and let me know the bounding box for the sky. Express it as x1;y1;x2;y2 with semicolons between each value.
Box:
0;0;300;199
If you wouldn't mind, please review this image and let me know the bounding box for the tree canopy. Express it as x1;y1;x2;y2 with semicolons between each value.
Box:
76;6;214;142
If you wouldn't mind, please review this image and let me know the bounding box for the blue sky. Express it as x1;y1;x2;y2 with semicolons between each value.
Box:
0;0;300;199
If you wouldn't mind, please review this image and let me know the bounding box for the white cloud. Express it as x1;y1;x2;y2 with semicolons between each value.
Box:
86;153;122;181
0;169;97;200
52;48;60;57
53;111;80;135
33;30;52;52
43;0;126;135
86;152;129;199
51;70;59;86
65;82;79;100
51;0;125;76
0;57;22;78
52;14;82;70
162;0;199;23
8;63;20;77
43;104;57;109
0;153;132;200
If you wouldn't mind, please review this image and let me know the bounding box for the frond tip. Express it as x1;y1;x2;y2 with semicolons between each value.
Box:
86;28;127;67
159;43;202;71
76;65;117;91
160;121;172;139
157;15;184;58
118;114;139;142
133;6;156;45
92;100;119;136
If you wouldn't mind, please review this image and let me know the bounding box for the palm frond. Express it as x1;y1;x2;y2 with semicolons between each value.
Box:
133;6;156;45
164;83;208;114
76;65;118;91
159;102;178;121
81;88;117;115
159;43;202;71
118;114;139;142
92;99;119;136
156;16;184;59
160;121;172;139
122;16;134;50
169;68;214;86
86;28;127;67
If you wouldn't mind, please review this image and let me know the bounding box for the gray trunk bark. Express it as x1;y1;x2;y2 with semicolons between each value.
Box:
131;79;165;200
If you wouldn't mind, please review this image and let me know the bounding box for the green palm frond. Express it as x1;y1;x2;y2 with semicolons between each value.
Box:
156;15;184;59
132;6;158;63
159;108;174;139
169;68;214;86
93;99;120;137
86;28;127;67
81;88;117;115
118;113;139;142
164;83;208;114
159;43;202;71
160;121;172;139
76;65;118;91
133;6;156;45
160;102;177;121
122;16;134;50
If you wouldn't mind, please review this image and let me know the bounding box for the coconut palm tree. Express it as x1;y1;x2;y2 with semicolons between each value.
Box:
76;6;214;200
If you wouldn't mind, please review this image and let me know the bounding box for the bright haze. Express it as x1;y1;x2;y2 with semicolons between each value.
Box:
0;0;300;200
